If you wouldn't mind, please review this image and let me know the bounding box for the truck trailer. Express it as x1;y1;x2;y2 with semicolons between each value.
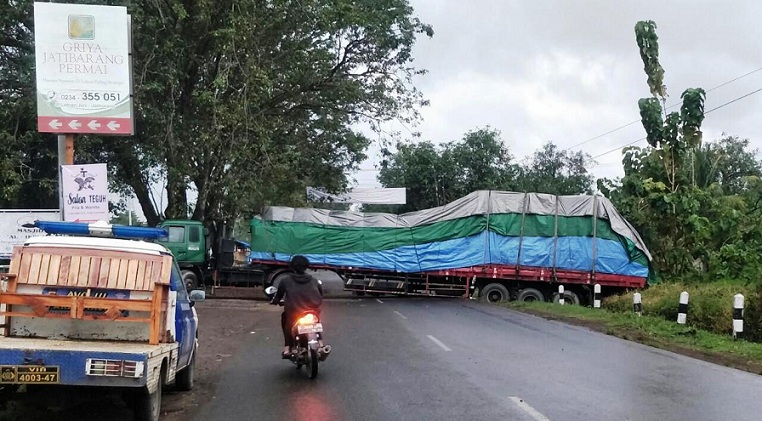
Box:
248;190;652;305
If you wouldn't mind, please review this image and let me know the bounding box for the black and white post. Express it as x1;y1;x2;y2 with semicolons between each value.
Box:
733;293;744;340
593;284;601;309
633;292;642;316
677;291;689;325
558;285;565;305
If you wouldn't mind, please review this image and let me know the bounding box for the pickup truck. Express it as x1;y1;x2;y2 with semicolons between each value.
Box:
0;221;204;421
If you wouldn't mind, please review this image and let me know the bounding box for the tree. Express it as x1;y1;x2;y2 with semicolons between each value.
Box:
376;127;519;212
0;0;58;209
516;142;595;195
1;0;434;229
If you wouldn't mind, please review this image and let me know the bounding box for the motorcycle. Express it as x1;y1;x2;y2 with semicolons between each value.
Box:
264;285;331;379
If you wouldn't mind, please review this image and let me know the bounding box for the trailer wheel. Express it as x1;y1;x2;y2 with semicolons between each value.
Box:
480;283;510;303
182;270;199;291
270;272;291;290
552;290;581;305
517;288;545;302
133;368;164;421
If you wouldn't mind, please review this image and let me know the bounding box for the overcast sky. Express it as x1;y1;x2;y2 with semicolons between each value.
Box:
350;0;762;189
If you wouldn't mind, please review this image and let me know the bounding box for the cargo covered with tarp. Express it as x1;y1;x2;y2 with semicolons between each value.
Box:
249;191;652;279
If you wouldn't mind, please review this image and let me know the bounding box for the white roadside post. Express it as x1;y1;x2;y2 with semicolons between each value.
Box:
593;284;601;309
558;285;565;305
733;294;745;340
677;291;689;325
633;292;642;316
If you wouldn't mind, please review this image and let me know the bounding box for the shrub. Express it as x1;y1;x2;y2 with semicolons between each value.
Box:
603;281;760;340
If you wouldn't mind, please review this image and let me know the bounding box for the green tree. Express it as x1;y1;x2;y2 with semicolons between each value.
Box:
516;142;595;195
0;0;58;208
1;0;433;229
376;127;519;212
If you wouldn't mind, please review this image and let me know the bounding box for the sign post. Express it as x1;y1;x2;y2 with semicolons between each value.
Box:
33;2;134;221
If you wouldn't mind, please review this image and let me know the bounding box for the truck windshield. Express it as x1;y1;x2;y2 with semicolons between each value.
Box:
167;226;185;243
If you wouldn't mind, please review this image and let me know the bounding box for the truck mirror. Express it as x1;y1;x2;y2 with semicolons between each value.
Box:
189;289;206;302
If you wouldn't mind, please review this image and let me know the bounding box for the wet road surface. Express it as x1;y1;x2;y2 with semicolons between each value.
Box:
191;296;762;421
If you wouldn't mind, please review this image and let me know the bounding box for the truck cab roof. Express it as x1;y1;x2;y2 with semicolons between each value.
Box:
24;235;172;257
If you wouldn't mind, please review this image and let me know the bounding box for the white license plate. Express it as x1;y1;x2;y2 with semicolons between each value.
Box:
297;323;323;334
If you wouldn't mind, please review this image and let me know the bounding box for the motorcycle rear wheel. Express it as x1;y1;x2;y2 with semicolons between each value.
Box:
306;348;319;379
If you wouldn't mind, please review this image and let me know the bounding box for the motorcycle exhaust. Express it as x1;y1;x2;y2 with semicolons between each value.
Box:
318;345;332;361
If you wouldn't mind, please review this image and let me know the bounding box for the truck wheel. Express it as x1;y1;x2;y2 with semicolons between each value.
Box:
480;283;510;303
182;270;199;291
269;272;290;290
174;351;195;391
552;290;581;305
133;369;163;421
517;288;545;302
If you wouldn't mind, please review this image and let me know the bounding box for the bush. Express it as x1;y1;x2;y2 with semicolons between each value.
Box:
603;281;761;340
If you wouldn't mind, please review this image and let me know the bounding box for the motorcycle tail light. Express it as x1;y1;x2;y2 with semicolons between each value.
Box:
298;313;318;325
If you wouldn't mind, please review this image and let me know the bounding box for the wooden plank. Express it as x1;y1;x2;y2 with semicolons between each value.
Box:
158;256;172;285
46;255;62;285
76;256;91;287
17;251;33;288
125;259;139;290
149;284;165;344
106;257;120;289
58;256;72;286
97;258;111;288
17;246;165;263
88;257;102;288
116;259;129;290
28;253;43;285
8;246;21;274
0;293;153;311
67;255;81;287
148;262;161;292
38;254;51;285
135;261;147;291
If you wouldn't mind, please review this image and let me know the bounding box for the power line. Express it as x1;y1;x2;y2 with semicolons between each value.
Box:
591;86;762;160
565;66;762;151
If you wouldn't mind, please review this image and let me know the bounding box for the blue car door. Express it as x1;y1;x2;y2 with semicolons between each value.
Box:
169;259;197;367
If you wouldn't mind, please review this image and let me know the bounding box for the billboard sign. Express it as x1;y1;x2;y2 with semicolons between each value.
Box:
0;210;61;259
33;2;133;135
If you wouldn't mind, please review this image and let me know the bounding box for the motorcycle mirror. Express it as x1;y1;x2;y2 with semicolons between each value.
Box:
318;280;323;285
264;286;277;297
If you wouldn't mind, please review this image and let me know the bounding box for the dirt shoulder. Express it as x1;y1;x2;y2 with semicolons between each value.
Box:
508;304;762;375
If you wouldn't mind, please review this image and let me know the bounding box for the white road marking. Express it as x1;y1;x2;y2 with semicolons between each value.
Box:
376;298;384;304
508;397;551;421
393;310;407;320
426;335;452;352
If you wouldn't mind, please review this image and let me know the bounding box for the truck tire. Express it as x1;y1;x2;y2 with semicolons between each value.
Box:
133;368;164;421
270;272;291;290
480;283;510;303
517;288;545;302
552;290;581;305
174;351;195;391
182;270;199;291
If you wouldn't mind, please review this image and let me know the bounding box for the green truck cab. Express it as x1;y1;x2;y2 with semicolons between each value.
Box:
156;219;264;290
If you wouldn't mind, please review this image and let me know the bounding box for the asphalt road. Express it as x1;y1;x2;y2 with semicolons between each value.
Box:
191;296;762;421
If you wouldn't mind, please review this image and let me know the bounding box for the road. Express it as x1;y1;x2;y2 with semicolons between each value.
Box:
190;294;762;421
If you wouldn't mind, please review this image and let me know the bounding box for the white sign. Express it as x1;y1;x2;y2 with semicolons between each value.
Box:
0;210;61;259
61;164;110;222
33;2;133;135
306;187;407;204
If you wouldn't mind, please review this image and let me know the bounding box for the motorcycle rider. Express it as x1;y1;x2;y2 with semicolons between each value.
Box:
270;255;327;358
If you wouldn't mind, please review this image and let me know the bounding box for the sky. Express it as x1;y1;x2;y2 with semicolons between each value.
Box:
349;0;762;189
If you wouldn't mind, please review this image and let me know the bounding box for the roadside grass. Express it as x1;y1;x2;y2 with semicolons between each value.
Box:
501;300;762;373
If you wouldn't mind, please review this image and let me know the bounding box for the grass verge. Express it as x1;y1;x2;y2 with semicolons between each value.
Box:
501;300;762;375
